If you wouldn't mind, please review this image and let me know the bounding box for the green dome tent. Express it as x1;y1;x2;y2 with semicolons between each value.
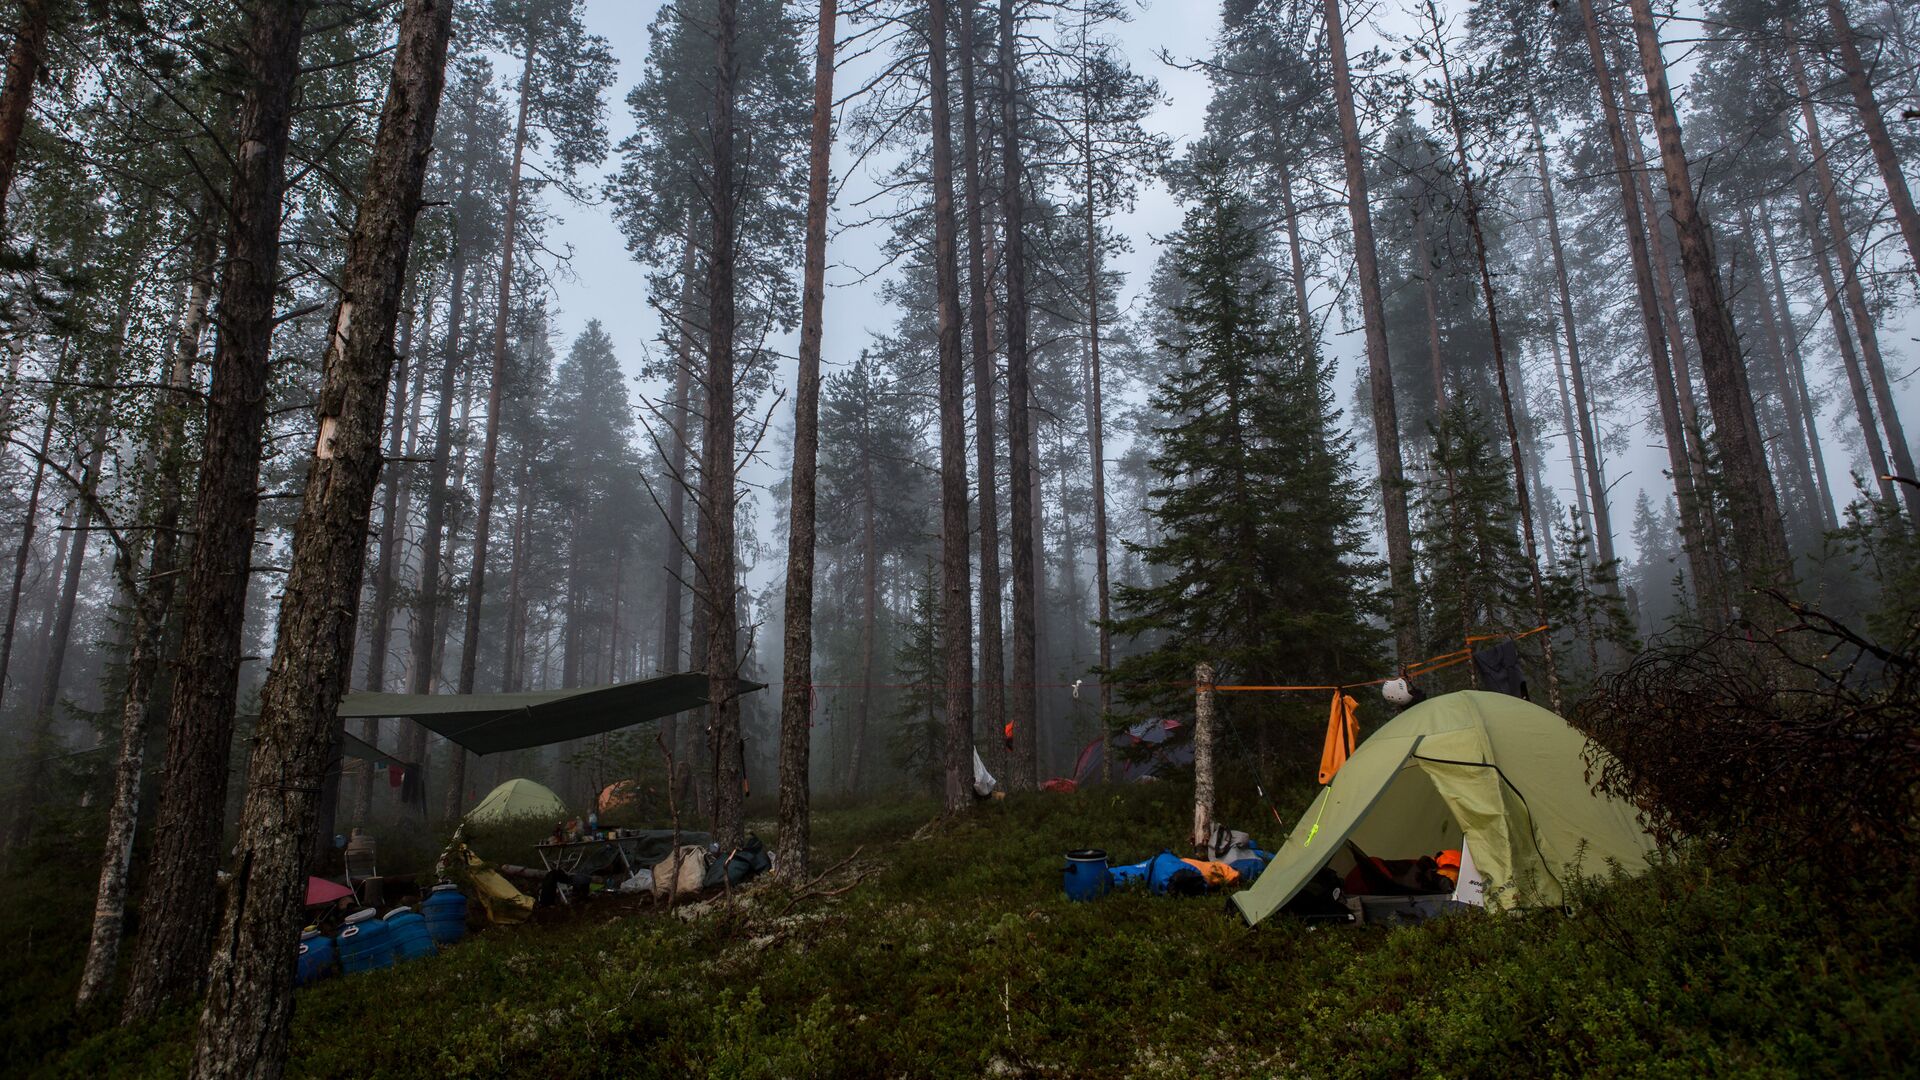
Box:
467;778;568;827
1233;691;1656;926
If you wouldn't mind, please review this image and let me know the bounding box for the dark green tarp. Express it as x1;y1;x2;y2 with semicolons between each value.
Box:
334;672;764;756
338;730;407;767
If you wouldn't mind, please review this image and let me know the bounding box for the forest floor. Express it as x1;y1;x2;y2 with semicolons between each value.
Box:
10;779;1920;1078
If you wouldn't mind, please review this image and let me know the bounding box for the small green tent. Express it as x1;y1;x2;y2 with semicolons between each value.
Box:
467;778;568;827
1233;691;1655;925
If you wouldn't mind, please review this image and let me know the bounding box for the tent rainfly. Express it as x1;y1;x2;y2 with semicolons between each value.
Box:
468;778;569;826
335;672;765;756
1232;691;1656;925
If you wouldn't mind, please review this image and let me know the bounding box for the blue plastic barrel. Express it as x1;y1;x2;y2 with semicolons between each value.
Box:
384;906;436;963
421;883;467;945
336;908;394;975
295;928;335;987
1062;849;1112;901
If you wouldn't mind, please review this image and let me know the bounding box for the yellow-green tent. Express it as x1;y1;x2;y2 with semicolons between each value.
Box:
467;778;568;827
1232;691;1655;925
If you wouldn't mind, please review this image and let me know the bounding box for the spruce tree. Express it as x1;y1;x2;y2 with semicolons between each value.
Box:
1107;159;1383;735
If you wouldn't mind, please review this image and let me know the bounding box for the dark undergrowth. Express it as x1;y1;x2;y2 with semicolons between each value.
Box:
12;780;1920;1078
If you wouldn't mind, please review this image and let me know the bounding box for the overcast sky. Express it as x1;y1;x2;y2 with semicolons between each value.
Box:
522;0;1919;593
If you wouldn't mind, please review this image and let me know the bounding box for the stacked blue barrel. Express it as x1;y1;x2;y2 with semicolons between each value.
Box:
421;882;468;945
295;927;336;987
385;905;437;963
336;908;394;975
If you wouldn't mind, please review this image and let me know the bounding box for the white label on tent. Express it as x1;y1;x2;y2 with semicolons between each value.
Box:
1451;837;1485;907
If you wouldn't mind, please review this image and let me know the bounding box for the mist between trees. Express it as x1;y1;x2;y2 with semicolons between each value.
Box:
0;0;1915;1074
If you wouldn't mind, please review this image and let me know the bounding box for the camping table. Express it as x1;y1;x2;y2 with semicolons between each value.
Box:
533;830;713;879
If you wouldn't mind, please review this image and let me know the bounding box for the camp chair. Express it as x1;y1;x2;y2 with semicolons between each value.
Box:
345;831;379;903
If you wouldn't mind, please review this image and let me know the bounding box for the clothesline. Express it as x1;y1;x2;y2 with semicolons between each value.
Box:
802;625;1552;696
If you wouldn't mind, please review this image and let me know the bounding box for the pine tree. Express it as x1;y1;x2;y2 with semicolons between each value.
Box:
1107;159;1384;733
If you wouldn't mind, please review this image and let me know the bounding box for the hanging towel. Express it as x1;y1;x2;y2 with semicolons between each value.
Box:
1317;690;1359;784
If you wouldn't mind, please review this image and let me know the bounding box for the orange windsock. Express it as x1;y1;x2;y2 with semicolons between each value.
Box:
1317;690;1359;785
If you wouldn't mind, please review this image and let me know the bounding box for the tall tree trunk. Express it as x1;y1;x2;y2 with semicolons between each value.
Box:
1413;191;1447;410
848;412;876;793
1793;165;1896;508
1624;106;1713;502
1276;152;1312;335
777;0;835;879
76;219;214;1010
1739;212;1822;539
703;0;745;848
1324;0;1416;663
1792;41;1920;524
1760;205;1840;530
997;0;1038;791
1079;89;1113;785
928;0;976;816
0;345;68;715
447;41;538;819
1626;0;1793;594
958;0;1004;779
351;284;420;822
657;227;698;696
122;0;311;1022
0;0;53;233
1531;105;1616;572
22;230;149;772
1575;0;1726;625
1439;70;1561;711
1821;0;1920;279
187;2;450;1071
1545;323;1595;550
405;243;465;799
1190;662;1215;852
499;451;531;693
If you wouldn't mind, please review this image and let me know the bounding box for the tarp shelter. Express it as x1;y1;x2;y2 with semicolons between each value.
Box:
1070;718;1194;785
468;778;568;826
1232;691;1656;925
335;672;765;756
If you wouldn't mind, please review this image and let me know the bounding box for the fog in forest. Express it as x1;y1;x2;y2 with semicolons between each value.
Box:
0;0;1916;1071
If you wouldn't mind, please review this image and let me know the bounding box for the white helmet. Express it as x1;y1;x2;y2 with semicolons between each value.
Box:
1381;677;1414;706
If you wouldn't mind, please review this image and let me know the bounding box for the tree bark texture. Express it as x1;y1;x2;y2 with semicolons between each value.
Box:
928;0;977;815
1324;0;1417;664
187;1;450;1072
123;0;312;1022
998;0;1038;791
777;0;835;880
958;0;1005;779
704;0;745;848
1190;662;1215;852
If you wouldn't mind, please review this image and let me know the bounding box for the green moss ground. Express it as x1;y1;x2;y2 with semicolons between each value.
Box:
13;782;1920;1078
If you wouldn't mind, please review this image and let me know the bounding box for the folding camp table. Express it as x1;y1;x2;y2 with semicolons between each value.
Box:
533;829;713;878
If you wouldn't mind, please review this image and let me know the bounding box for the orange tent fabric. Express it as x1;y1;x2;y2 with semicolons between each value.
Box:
1317;690;1359;784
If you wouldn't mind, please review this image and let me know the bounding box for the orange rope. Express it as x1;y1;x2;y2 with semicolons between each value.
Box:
1207;625;1548;693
